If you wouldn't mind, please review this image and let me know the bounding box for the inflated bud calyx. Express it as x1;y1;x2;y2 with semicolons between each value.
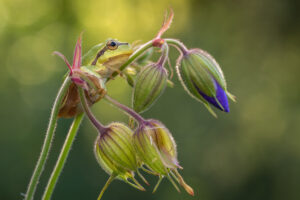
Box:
132;44;169;113
94;122;144;191
133;119;194;195
176;49;235;116
78;88;145;195
133;64;167;113
103;95;194;195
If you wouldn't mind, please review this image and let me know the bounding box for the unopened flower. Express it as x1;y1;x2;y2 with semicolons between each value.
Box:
133;64;167;113
94;122;144;191
176;49;235;116
133;119;194;195
132;45;169;113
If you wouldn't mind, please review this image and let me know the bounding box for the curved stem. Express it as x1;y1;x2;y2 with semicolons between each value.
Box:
106;40;153;82
24;77;71;200
97;175;115;200
42;113;84;200
78;88;108;134
157;43;169;67
104;95;145;124
164;38;189;55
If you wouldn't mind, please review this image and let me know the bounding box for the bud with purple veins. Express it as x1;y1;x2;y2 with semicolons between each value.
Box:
78;89;145;200
26;9;237;200
94;122;145;190
133;120;179;173
104;95;194;195
133;119;194;195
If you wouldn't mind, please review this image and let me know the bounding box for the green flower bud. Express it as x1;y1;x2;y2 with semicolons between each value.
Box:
133;120;179;174
94;122;144;190
176;49;235;116
133;64;167;113
133;119;194;195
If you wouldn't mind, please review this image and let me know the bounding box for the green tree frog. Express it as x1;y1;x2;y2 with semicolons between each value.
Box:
58;39;133;118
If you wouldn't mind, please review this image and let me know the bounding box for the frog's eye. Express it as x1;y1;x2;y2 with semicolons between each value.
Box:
106;40;118;50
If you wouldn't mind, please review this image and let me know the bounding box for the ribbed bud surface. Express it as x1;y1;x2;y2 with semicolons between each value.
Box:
133;120;179;175
94;123;137;179
176;49;232;115
133;64;167;113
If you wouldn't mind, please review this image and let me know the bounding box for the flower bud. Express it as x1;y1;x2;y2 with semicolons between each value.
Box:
94;122;144;190
133;120;179;174
133;64;167;113
176;49;234;116
133;120;193;195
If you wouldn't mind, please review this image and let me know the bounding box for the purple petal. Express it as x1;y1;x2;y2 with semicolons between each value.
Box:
196;80;229;112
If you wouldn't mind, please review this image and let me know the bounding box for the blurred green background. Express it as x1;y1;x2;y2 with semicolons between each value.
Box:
1;0;300;199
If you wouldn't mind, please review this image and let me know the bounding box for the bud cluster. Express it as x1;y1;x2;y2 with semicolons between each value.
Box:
92;113;194;196
51;8;235;200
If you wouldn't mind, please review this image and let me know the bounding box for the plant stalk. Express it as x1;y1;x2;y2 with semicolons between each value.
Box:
157;43;169;67
42;113;84;200
164;38;189;55
104;95;145;124
97;175;115;200
78;88;108;134
24;77;71;200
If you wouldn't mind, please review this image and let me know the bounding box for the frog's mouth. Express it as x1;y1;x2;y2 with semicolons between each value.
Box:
118;42;128;46
114;42;132;54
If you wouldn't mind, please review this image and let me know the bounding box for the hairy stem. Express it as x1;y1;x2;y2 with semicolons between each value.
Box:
104;95;145;124
24;77;71;200
164;38;189;55
42;113;84;200
78;88;108;134
157;43;169;67
97;175;115;200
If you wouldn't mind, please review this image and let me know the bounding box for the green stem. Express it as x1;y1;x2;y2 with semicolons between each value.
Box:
24;77;71;200
104;95;145;124
42;113;84;200
164;38;189;55
78;88;108;134
97;175;115;200
153;176;163;193
157;43;169;67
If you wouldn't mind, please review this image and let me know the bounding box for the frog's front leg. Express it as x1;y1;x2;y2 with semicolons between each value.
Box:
107;65;124;78
96;66;123;80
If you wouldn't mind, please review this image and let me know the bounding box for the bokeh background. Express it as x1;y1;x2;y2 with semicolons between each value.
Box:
0;0;300;199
